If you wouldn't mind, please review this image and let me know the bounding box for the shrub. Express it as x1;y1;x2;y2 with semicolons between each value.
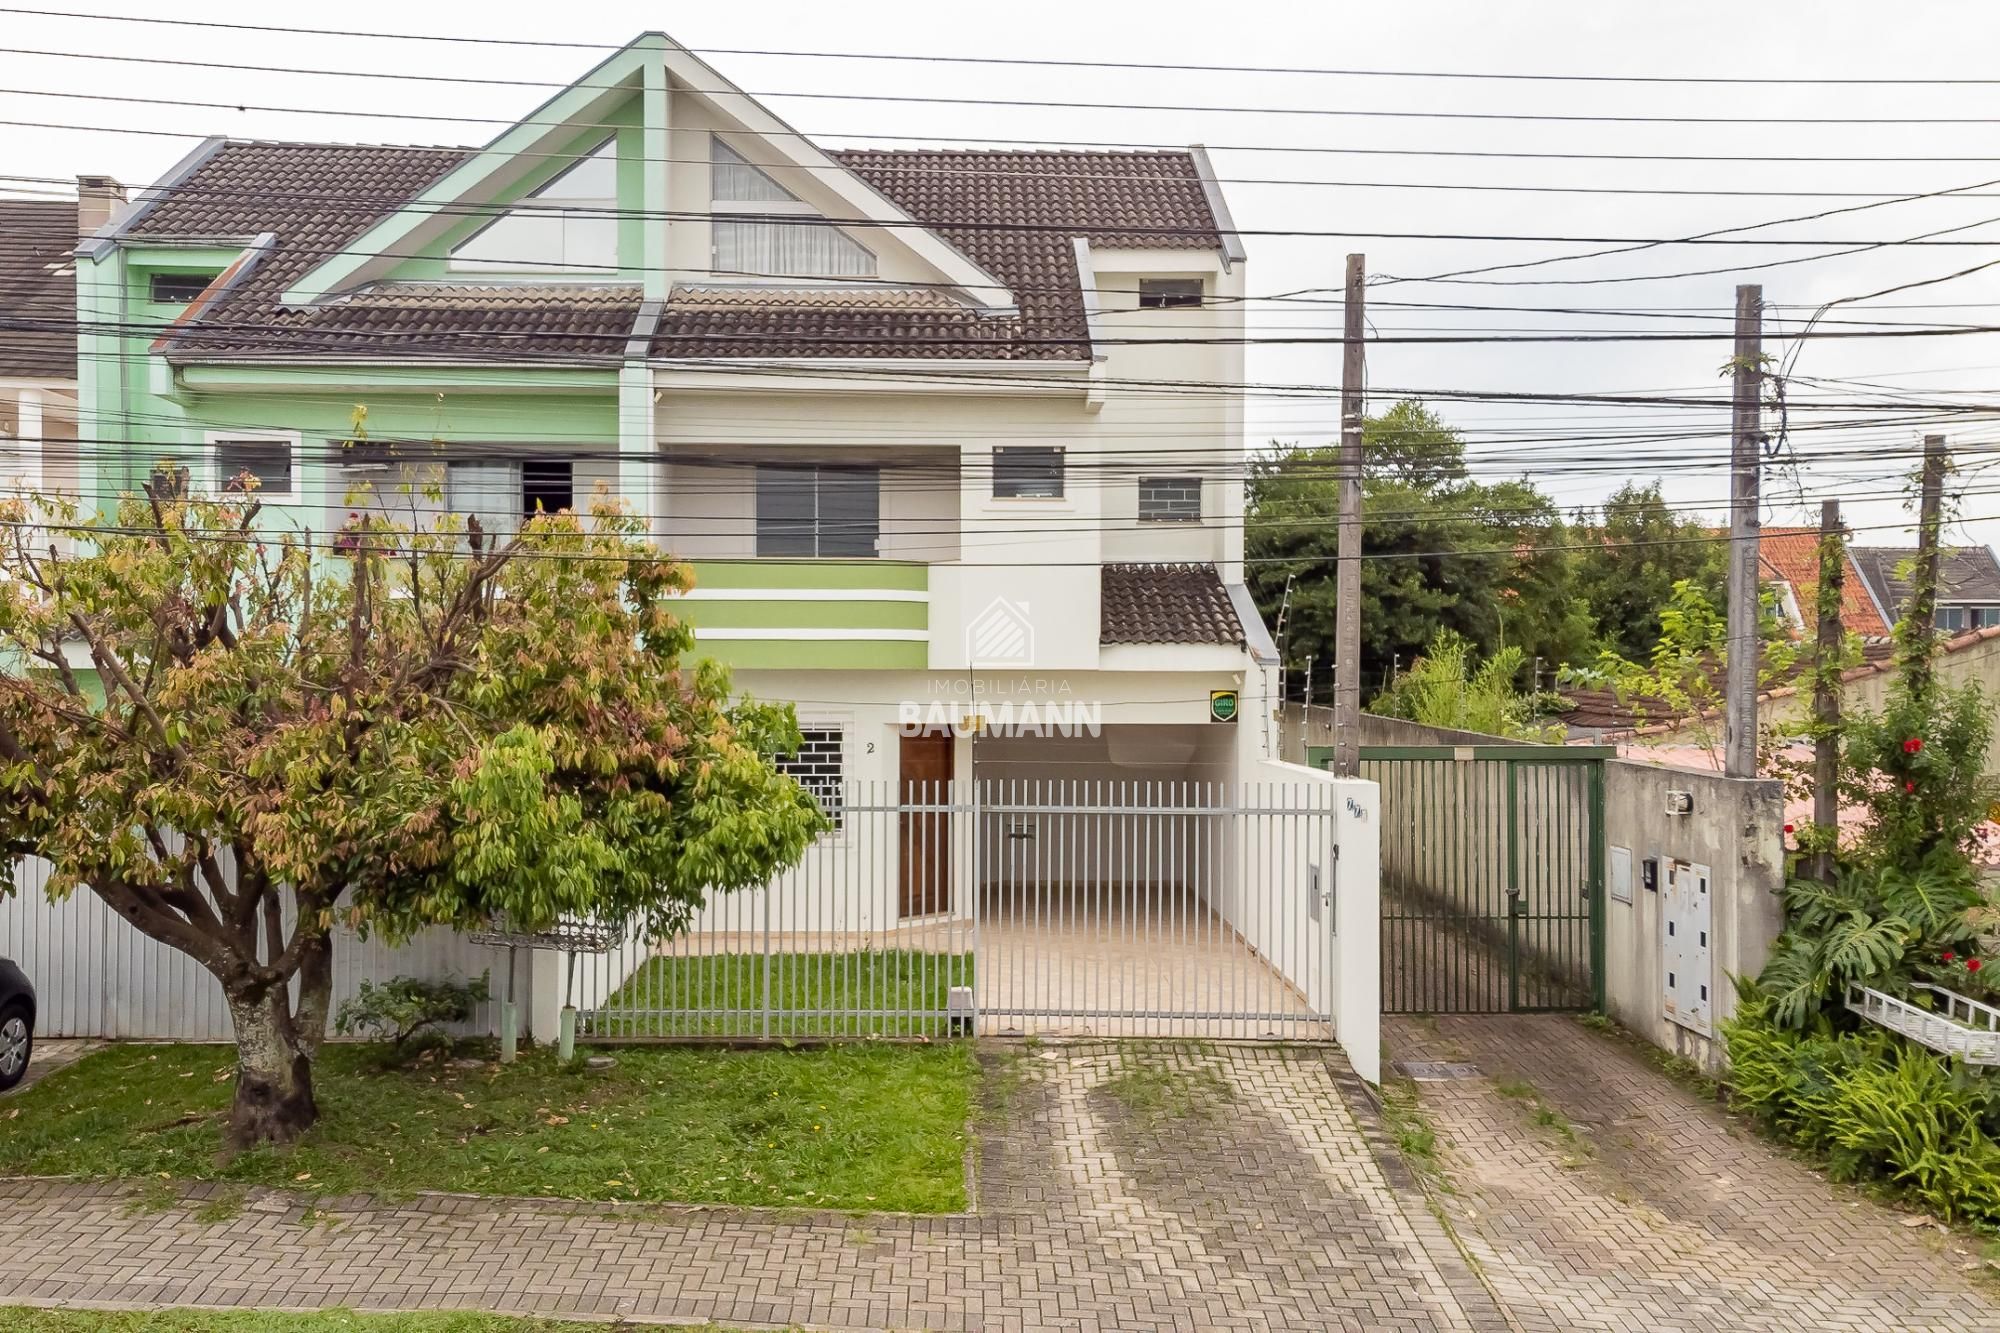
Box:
335;972;491;1063
1724;996;2000;1227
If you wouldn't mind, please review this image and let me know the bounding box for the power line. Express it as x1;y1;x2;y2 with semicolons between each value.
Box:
3;10;1998;87
23;111;2000;167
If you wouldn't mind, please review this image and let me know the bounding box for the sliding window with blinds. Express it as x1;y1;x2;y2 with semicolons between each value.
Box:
755;465;880;558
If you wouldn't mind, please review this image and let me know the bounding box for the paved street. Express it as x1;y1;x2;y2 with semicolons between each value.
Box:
0;1034;1994;1330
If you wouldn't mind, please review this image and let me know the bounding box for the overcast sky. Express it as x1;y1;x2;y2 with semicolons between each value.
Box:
6;0;1999;559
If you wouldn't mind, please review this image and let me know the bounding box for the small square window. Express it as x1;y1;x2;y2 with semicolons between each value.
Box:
1937;606;1967;632
993;446;1064;499
1139;475;1202;523
775;727;845;829
149;272;216;305
214;438;294;499
1138;278;1203;309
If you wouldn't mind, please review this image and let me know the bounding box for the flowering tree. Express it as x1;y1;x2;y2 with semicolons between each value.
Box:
0;482;823;1149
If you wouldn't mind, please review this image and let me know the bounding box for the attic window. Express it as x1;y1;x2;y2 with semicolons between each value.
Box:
1138;278;1203;309
710;135;878;279
449;139;618;274
149;272;215;305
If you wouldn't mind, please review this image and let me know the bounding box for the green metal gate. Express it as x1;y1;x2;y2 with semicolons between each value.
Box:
1312;744;1607;1014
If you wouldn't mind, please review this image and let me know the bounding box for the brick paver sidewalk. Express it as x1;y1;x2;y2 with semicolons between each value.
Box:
0;1044;1488;1332
1390;1014;2000;1332
4;1033;1993;1330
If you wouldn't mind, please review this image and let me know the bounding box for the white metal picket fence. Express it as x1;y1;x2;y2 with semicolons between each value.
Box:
577;780;1340;1041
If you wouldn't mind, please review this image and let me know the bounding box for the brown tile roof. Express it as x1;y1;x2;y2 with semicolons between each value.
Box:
1852;545;2000;618
1101;562;1245;646
118;140;1225;364
0;199;80;379
1756;526;1891;637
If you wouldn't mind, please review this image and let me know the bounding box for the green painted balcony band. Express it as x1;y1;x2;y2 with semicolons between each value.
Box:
677;560;929;670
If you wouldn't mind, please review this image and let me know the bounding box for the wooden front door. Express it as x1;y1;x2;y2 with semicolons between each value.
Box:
898;730;954;918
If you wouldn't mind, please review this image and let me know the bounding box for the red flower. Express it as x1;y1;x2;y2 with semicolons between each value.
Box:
1944;952;1957;963
1784;823;1795;834
1970;959;1984;973
1904;737;1924;754
1905;780;1917;793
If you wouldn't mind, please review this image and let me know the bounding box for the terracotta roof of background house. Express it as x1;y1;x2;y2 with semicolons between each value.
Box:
119;141;1226;365
1756;526;1890;637
0;199;80;379
1851;545;2000;619
1100;562;1245;645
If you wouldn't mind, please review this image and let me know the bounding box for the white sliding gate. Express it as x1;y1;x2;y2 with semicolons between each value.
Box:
578;780;1340;1041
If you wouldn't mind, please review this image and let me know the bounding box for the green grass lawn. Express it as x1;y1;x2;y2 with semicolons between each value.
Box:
0;1039;974;1212
0;1311;756;1333
587;950;973;1038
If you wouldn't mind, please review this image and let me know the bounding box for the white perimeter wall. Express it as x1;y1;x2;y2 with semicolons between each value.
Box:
2;856;511;1041
1232;760;1380;1084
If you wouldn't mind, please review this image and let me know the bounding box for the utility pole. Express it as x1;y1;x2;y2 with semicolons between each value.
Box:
1810;499;1844;884
1334;252;1366;777
1908;434;1949;700
1724;283;1763;778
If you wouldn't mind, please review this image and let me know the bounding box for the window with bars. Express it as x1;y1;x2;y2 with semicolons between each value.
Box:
1138;475;1202;522
775;727;845;828
992;446;1065;499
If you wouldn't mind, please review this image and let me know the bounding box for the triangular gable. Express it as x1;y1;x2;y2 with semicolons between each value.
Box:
282;32;1013;313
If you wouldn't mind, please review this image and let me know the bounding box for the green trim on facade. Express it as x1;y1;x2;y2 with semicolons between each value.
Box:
174;365;620;393
688;560;929;592
679;600;928;631
690;639;930;671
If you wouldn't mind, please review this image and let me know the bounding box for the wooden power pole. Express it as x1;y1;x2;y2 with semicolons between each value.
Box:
1810;499;1844;883
1333;253;1366;777
1908;434;1949;700
1724;283;1763;778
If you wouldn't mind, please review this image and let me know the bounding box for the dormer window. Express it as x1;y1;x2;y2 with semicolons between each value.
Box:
449;139;618;274
710;136;877;279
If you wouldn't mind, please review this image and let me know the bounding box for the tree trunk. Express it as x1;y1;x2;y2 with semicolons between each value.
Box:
224;985;318;1152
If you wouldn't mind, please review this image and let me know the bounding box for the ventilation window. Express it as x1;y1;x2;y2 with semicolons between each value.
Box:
1138;278;1204;309
1139;475;1202;523
149;272;216;305
775;726;845;828
992;446;1064;500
